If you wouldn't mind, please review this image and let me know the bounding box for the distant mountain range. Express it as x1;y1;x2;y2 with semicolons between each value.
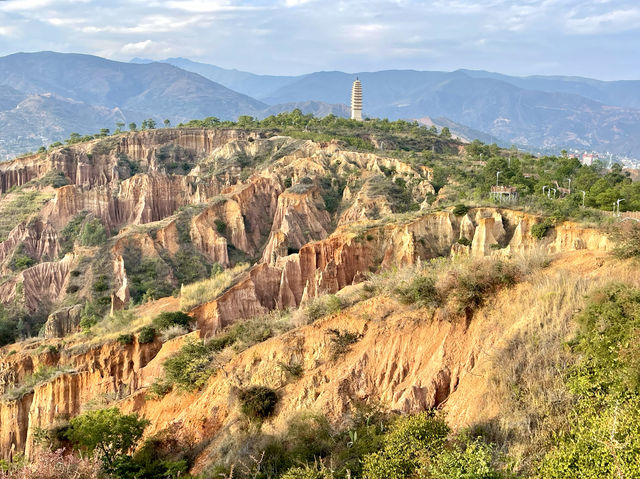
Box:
0;52;266;159
2;51;640;160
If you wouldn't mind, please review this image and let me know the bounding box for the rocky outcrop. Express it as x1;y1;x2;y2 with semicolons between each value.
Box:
262;187;332;264
0;254;78;312
0;337;163;460
0;220;59;266
0;129;264;194
42;174;220;231
43;305;83;338
193;208;611;336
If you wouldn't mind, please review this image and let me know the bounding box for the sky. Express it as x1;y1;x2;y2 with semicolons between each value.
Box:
0;0;638;79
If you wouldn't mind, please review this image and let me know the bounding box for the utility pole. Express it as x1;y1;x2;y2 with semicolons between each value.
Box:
496;171;501;187
508;156;511;168
567;178;572;194
617;198;625;217
580;190;586;207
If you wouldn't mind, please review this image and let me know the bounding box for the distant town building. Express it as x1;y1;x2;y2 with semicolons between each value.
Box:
351;78;363;121
581;152;598;166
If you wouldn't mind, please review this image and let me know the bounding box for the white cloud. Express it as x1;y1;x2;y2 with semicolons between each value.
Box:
283;0;315;6
164;0;264;13
566;8;640;34
120;39;155;54
0;0;638;78
0;25;16;36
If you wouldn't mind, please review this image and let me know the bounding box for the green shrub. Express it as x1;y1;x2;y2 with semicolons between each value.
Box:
457;237;472;246
362;412;449;479
278;360;304;378
78;218;107;246
611;222;640;259
444;259;520;316
531;218;553;240
395;274;441;308
281;463;334;479
214;219;227;234
327;328;363;358
163;338;215;391
79;302;101;331
39;170;69;188
306;294;343;323
427;440;505;479
537;284;640;478
122;244;173;304
452;204;470;216
117;333;134;346
58;212;87;256
147;380;172;399
239;386;279;421
151;311;193;331
138;326;156;344
10;253;35;271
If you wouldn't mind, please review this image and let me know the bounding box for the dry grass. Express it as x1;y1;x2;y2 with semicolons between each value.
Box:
0;189;54;241
179;263;250;310
363;252;549;321
479;256;640;473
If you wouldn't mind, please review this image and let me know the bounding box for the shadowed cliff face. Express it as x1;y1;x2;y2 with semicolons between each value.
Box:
0;129;613;464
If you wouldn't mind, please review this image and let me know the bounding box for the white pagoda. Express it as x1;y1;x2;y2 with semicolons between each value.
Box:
351;78;363;121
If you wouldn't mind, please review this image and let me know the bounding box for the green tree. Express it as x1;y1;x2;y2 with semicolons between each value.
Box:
78;218;107;246
99;128;110;137
115;121;125;133
67;132;82;144
66;408;149;470
163;119;170;128
129;122;137;132
440;127;452;139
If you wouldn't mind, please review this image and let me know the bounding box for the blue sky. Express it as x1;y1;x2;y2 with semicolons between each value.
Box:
0;0;638;79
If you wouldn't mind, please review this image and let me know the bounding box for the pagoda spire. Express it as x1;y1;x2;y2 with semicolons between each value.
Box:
351;78;362;121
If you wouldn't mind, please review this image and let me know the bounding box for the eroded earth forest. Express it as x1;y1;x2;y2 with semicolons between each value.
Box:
0;114;638;478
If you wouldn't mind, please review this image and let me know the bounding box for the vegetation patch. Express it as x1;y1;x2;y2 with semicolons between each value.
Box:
530;218;553;240
2;365;74;401
163;338;218;391
116;333;134;346
38;169;69;188
0;189;54;242
611;221;640;259
137;326;156;344
122;243;173;304
58;212;88;256
452;204;470;216
9;243;36;271
304;294;343;323
179;263;249;310
327;328;363;358
238;386;279;421
151;311;194;331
